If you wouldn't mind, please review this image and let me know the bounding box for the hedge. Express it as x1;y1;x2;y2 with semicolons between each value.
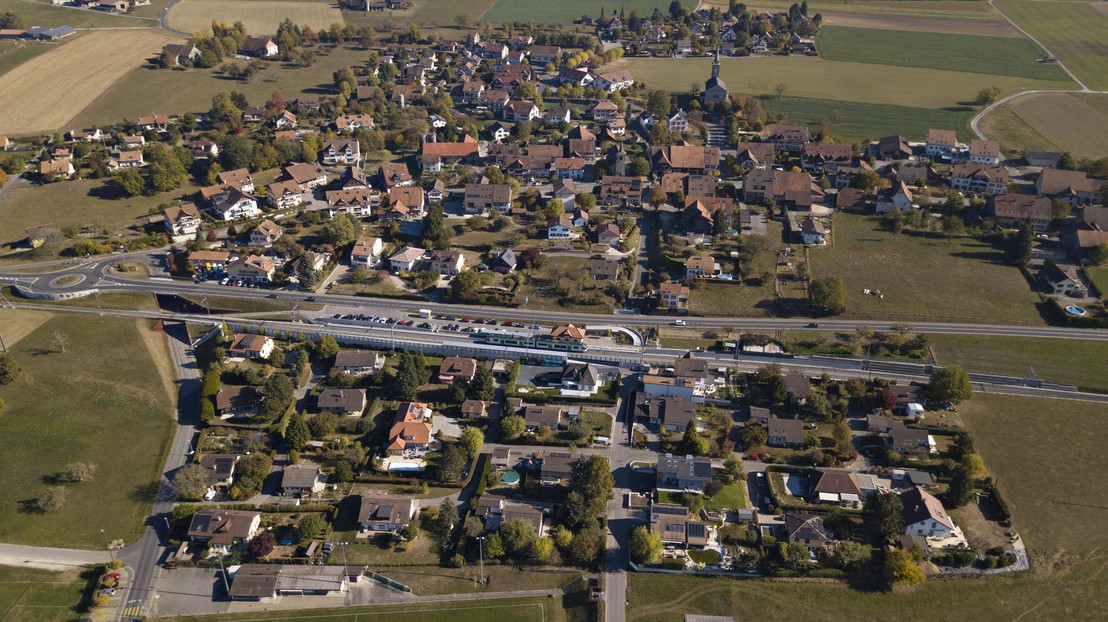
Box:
1043;296;1108;328
764;466;862;516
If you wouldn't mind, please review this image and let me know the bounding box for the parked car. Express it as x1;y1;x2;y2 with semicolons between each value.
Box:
744;454;759;461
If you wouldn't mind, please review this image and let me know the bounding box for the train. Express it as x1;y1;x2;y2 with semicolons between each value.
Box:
477;329;588;353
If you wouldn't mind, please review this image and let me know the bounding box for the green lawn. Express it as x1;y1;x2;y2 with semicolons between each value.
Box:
928;333;1108;392
1085;266;1108;298
169;596;569;621
611;56;1073;109
703;481;746;510
701;0;1004;21
762;96;976;143
994;0;1108;91
343;0;498;27
808;214;1044;324
66;47;369;129
0;0;165;28
688;280;778;318
817;25;1062;80
0;177;200;252
483;0;695;24
0;565;89;622
687;549;722;566
0;314;176;548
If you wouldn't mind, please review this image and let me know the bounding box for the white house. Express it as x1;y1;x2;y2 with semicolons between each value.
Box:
901;487;955;538
875;181;914;213
350;236;384;267
547;216;573;240
389;246;426;272
592;70;634;92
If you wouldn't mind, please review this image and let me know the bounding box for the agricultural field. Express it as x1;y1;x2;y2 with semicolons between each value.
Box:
994;0;1108;91
761;96;975;143
169;595;576;622
703;0;1002;20
0;565;89;622
343;0;498;27
0;41;53;79
0;314;176;549
0;29;177;135
927;333;1108;393
167;0;344;36
979;93;1108;160
688;280;777;318
66;46;367;129
0;0;164;28
0;177;201;254
1085;266;1108;297
482;0;696;25
807;214;1044;324
816;26;1063;80
609;56;1072;110
628;395;1108;622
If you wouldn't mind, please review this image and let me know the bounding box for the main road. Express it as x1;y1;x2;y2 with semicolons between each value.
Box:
2;252;1107;342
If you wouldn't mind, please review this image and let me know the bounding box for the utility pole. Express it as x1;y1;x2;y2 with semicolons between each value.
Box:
101;529;114;562
216;554;230;594
201;297;210;317
339;542;349;579
477;536;485;585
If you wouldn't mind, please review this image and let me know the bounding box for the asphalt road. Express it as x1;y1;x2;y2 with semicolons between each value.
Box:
115;321;201;621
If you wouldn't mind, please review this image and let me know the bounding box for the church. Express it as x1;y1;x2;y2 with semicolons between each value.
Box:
702;48;729;104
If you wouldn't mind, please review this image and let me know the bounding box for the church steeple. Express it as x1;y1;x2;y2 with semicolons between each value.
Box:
711;47;720;79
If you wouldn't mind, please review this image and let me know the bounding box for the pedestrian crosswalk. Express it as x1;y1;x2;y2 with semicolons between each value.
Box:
123;599;143;617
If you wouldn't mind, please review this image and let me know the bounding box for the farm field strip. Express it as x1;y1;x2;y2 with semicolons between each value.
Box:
1002;93;1108;160
609;56;1073;109
993;0;1108;90
707;0;1004;19
816;25;1064;80
817;12;1021;37
168;0;344;35
168;598;556;621
761;96;976;142
0;29;177;135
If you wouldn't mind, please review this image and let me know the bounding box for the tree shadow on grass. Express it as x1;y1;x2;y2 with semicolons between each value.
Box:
130;481;160;504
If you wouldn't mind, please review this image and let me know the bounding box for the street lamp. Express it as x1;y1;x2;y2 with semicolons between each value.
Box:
215;553;230;594
163;516;172;538
101;529;114;562
476;536;485;585
338;542;349;580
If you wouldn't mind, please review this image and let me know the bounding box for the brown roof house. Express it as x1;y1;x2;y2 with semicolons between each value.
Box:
784;513;833;550
524;405;564;432
766;416;804;448
280;465;325;496
317;388;368;415
333;349;385;374
187;509;261;555
438;357;478;383
811;468;862;506
890;426;932;455
901;486;955;538
356;493;417;534
228;333;274;360
215;386;261;417
460;399;486;419
198;454;241;488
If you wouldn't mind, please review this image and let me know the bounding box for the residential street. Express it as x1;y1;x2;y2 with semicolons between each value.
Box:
0;543;110;571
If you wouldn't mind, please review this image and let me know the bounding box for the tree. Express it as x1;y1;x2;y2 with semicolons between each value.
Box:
961;453;985;478
34;487;68;513
285;413;311;451
260;373;294;421
1087;242;1108;266
945;467;974;508
679;420;708;456
324;214;358;246
646;89;672;120
297;514;325;540
884;549;925;587
740;424;767;449
928;365;972;404
703;479;724;498
247;531;276;560
809;276;846;313
436;444;468;482
439;498;459;532
500;414;526;439
629;157;651;177
315;335;340;360
308;412;337;438
114;169;145;197
172;463;209;501
974;86;1001;107
570;455;614;518
774;82;787;98
0;354;21;385
1007;224;1033;266
444;269;479;301
629;525;662;564
825;540;866;568
832;420;853;455
62;462;97;483
459;427;484;457
529;536;554;563
780;541;809;568
401;523;420;541
862;491;904;543
395;351;429;399
567;527;605;566
500;517;537;557
483;532;506;558
467;365;495;402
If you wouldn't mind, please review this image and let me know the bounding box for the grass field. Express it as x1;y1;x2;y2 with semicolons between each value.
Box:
0;41;54;79
628;394;1108;621
0;0;164;28
67;46;366;129
762;96;975;143
0;314;175;548
0;29;177;135
343;0;498;27
0;308;53;348
483;0;695;24
609;56;1073;109
0;178;200;252
1085;266;1108;297
0;565;88;622
688;280;777;317
928;333;1108;392
978;92;1108;160
169;596;569;621
817;26;1062;80
168;0;344;36
994;0;1108;91
703;0;1002;20
808;214;1044;324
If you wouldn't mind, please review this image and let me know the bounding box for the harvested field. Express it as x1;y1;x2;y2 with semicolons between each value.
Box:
0;0;163;28
0;41;53;79
981;92;1108;160
0;309;53;348
168;0;344;35
0;29;176;135
995;0;1108;90
761;96;975;142
609;56;1073;109
817;26;1064;79
819;12;1021;37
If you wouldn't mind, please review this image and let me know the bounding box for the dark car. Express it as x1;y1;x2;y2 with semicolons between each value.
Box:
806;322;820;328
305;296;317;302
